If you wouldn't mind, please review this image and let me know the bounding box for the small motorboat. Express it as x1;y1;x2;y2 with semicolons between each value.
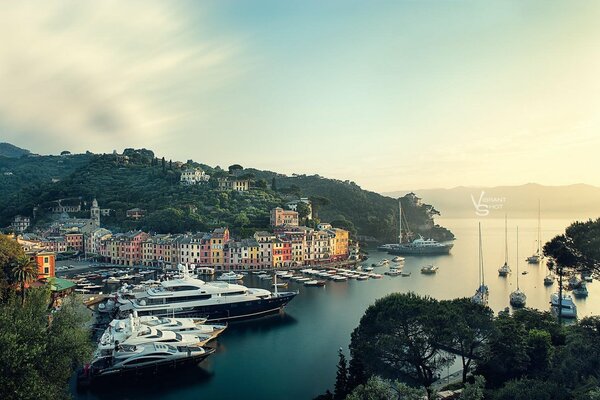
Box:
543;275;554;286
392;256;405;263
420;265;438;274
217;272;244;281
304;280;326;287
401;271;411;277
385;268;402;276
273;282;288;289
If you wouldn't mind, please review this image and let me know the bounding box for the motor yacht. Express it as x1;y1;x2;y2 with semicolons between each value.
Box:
88;343;214;378
116;265;297;322
551;293;577;319
420;265;438;274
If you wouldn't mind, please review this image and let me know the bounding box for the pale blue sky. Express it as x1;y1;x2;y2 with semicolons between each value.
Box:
1;1;599;191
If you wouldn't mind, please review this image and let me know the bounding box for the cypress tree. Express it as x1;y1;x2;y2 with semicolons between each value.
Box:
334;348;349;400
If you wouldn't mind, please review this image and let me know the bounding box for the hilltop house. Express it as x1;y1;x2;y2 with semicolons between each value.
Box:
270;207;299;227
218;177;249;192
180;168;210;185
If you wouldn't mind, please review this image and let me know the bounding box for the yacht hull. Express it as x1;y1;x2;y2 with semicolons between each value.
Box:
387;243;454;255
122;292;297;322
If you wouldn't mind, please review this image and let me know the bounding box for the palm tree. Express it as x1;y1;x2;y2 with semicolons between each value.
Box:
11;255;38;305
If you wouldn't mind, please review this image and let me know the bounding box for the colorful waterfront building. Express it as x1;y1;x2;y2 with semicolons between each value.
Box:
270;207;299;227
272;238;292;268
210;227;230;270
225;238;260;270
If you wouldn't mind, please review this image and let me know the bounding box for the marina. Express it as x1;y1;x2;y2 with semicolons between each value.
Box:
72;217;600;400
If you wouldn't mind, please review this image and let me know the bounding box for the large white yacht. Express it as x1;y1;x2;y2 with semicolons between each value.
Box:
551;293;577;319
88;343;214;378
116;265;297;321
382;199;453;255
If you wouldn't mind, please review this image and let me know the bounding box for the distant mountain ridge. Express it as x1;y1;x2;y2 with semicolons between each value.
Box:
0;142;30;158
383;183;600;219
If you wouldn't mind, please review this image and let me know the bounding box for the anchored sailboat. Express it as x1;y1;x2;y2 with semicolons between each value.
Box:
472;223;489;306
498;214;511;276
510;226;527;308
526;200;542;264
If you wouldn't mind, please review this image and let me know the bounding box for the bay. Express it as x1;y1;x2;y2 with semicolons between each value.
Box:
74;217;598;400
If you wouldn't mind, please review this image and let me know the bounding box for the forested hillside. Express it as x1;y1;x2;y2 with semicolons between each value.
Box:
0;147;453;242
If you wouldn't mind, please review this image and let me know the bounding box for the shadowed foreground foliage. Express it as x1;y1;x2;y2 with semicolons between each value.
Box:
0;289;93;400
318;292;600;400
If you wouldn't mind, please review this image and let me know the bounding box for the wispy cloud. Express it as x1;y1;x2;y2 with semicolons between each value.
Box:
0;1;238;151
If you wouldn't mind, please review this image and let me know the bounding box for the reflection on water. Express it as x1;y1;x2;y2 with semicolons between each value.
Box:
74;217;595;400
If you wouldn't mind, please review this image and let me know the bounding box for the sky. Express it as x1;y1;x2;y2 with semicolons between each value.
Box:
1;0;599;192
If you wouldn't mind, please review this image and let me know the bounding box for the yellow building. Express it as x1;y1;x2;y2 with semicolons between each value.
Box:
210;227;230;270
330;228;349;260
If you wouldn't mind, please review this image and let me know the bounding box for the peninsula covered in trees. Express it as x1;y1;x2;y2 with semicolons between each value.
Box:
0;146;453;243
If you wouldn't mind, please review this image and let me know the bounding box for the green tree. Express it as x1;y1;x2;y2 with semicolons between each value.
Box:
442;298;495;383
310;196;330;219
346;376;424;400
459;375;485;400
476;315;530;387
271;177;277;191
228;164;243;174
296;202;311;220
526;329;553;376
0;234;26;301
349;293;452;399
0;288;92;399
334;349;349;400
11;255;37;305
493;379;568;400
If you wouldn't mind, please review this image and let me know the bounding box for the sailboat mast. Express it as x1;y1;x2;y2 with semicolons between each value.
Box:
398;198;402;245
537;200;541;255
504;214;508;264
478;222;484;286
516;226;520;290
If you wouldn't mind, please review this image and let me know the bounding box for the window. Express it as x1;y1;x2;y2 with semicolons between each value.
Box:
44;267;49;274
44;257;49;264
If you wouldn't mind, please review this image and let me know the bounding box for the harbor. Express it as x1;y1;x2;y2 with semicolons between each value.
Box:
72;216;598;400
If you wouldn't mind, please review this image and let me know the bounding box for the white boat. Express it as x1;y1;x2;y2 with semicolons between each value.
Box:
551;293;577;319
331;275;347;282
89;343;214;378
392;256;405;263
420;265;438;274
573;283;588;298
385;268;402;276
510;227;527;308
196;267;215;276
356;275;369;281
106;276;120;284
363;266;374;272
217;272;244;281
272;282;288;288
526;200;542;264
401;271;411;277
498;215;511;277
472;223;489;306
96;320;211;357
116;265;297;322
370;273;383;279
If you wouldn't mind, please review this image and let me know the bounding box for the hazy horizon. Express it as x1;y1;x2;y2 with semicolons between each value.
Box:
2;1;600;192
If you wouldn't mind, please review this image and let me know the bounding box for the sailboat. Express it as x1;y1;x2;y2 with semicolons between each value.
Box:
510;226;527;308
472;223;489;306
498;214;511;276
526;200;542;264
378;199;453;255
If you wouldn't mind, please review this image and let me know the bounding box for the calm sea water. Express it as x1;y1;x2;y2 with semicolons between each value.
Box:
73;217;598;400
